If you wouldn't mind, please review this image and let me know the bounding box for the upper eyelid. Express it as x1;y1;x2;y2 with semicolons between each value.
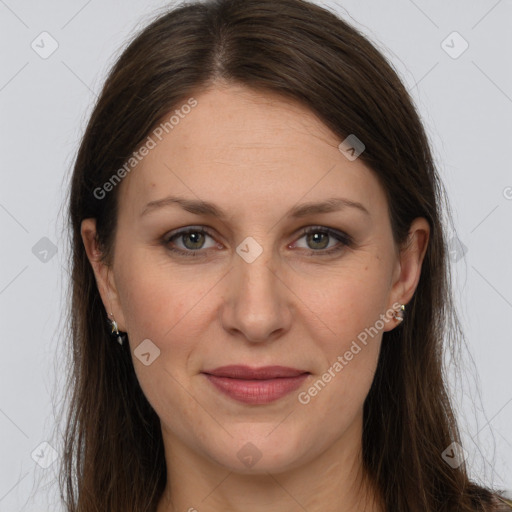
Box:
165;225;351;248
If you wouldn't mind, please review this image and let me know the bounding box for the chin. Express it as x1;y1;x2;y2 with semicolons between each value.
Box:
203;427;310;474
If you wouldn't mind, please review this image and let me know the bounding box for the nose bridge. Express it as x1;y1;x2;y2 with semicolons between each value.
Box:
234;236;280;306
222;235;290;342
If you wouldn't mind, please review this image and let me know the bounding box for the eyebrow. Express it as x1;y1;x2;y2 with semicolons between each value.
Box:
140;195;370;219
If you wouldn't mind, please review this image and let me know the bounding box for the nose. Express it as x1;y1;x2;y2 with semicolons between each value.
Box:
220;243;293;343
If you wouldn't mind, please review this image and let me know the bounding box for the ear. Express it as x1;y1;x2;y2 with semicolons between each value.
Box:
81;218;127;331
384;217;430;330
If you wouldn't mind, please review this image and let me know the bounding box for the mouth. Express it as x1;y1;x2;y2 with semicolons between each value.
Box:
201;365;310;404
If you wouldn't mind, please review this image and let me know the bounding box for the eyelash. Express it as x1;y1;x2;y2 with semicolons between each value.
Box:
162;226;353;258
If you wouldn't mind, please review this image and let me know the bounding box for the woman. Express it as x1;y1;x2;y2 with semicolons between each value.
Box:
62;0;512;510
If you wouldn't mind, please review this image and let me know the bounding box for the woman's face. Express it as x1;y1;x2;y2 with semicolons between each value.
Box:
83;84;428;474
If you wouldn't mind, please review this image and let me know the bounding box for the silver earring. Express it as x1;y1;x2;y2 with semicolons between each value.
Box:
393;304;405;323
109;312;125;345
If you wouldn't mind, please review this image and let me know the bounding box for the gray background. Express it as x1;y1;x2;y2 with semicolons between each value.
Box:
0;0;511;509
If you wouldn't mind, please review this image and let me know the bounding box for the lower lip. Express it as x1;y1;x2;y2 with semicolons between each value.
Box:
203;373;309;404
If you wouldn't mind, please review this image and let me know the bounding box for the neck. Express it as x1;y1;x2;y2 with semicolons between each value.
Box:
156;415;383;512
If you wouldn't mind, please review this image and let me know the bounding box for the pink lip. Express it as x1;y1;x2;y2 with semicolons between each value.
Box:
202;365;310;404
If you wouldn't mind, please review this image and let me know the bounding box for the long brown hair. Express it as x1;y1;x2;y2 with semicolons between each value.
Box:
61;0;509;510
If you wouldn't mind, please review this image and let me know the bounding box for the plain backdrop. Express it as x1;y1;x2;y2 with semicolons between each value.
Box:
0;0;511;509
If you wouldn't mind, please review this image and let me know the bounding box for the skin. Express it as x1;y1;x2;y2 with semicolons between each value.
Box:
82;83;429;512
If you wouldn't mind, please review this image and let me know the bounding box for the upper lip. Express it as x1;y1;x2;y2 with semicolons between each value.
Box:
202;365;309;380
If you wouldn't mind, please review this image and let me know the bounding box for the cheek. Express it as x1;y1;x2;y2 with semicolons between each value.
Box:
116;251;212;343
295;260;389;413
296;295;383;444
111;240;391;468
116;244;392;369
114;257;207;421
304;260;392;346
117;240;389;351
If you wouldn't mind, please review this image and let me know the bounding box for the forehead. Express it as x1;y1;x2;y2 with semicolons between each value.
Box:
117;85;385;221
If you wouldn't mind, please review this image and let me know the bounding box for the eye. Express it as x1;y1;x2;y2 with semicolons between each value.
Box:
162;225;353;258
164;227;218;257
292;226;353;256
